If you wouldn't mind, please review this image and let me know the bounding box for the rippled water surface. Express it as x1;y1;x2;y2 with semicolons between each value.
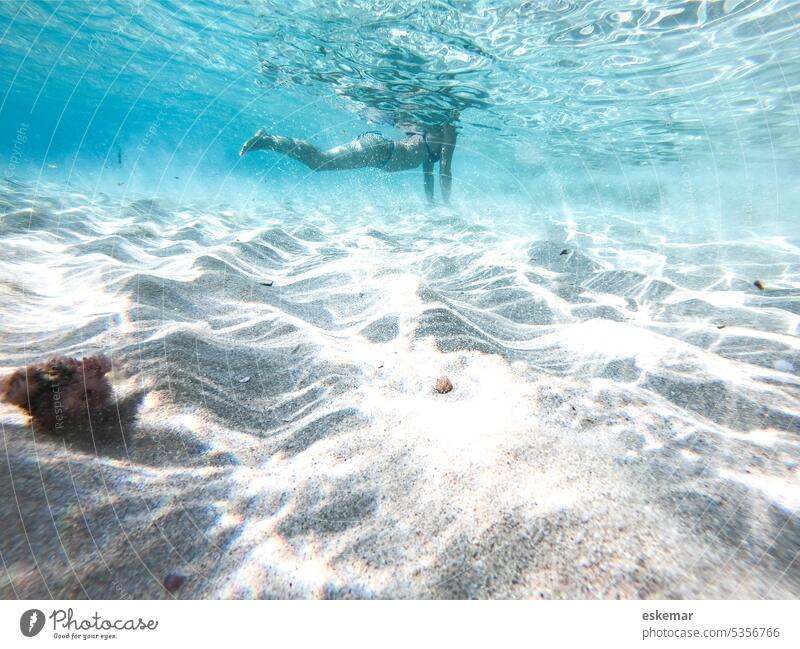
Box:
3;0;800;164
0;1;799;599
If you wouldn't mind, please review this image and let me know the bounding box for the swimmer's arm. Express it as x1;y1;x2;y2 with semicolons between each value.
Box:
439;127;456;203
423;158;435;203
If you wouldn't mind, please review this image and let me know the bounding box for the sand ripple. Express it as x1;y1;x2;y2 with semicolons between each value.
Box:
1;180;798;598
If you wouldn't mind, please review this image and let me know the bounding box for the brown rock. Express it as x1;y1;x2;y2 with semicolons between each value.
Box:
163;573;187;594
0;355;113;433
435;376;453;394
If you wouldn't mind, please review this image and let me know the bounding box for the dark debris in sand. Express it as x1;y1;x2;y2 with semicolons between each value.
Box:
1;355;113;433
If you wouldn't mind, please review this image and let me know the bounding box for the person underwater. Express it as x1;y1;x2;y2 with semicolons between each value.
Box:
240;117;458;203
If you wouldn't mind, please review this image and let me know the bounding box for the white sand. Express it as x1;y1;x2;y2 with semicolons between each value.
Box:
1;181;799;598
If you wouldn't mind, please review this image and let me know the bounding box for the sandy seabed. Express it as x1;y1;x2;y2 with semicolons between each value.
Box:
1;179;799;599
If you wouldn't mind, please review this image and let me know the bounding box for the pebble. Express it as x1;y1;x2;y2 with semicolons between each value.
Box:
435;376;453;394
163;574;187;594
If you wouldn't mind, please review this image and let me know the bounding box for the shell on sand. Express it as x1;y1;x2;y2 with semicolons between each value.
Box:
435;376;453;394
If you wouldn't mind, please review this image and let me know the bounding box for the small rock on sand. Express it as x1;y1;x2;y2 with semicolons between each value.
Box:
435;376;453;394
163;573;187;594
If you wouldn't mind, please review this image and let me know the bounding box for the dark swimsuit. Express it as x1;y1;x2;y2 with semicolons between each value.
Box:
423;132;441;163
358;130;395;169
358;129;438;169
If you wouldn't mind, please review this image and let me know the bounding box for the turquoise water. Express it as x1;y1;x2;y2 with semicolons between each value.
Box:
2;1;799;208
1;1;799;599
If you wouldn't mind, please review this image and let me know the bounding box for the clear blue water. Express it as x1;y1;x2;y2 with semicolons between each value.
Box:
1;1;800;599
2;0;799;208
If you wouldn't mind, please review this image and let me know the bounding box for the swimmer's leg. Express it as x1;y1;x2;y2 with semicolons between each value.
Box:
240;130;327;168
240;130;392;171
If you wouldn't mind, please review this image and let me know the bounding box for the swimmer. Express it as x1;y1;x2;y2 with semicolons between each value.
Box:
240;119;457;203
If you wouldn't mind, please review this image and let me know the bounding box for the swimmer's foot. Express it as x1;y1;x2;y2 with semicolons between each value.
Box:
239;129;275;156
